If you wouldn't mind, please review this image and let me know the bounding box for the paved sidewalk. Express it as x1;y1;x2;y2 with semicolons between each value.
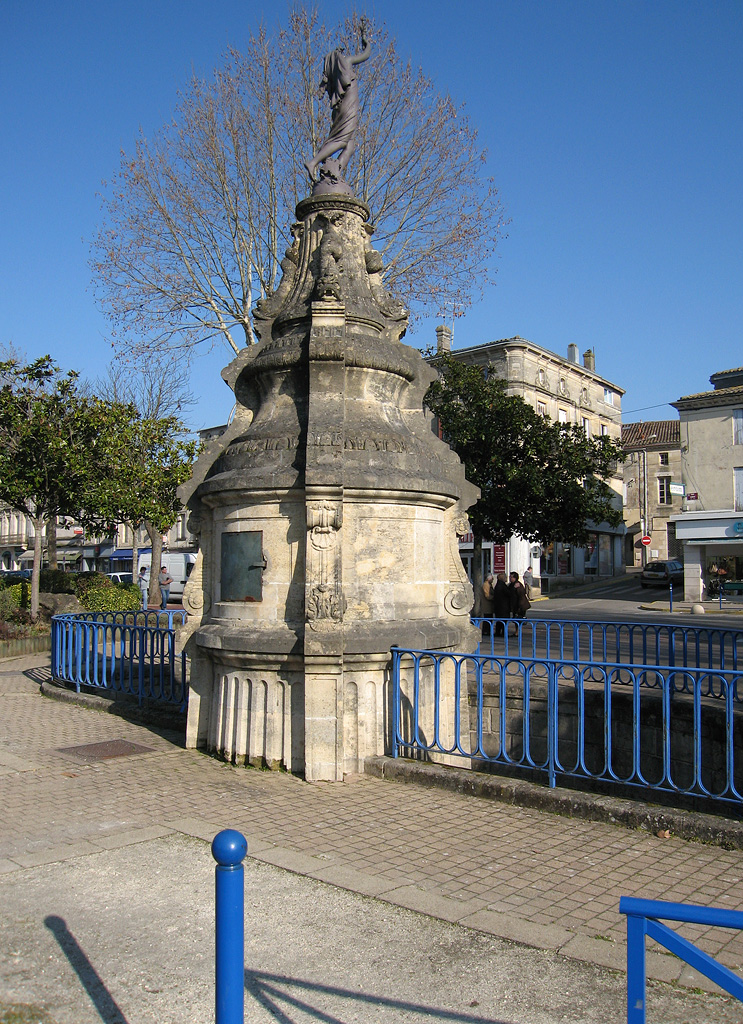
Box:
1;655;743;1022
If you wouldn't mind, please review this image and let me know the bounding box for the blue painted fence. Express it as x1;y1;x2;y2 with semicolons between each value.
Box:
619;897;743;1022
51;610;188;707
473;616;743;675
391;641;743;806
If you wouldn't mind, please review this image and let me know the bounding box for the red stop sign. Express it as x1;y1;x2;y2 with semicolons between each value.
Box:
641;535;652;546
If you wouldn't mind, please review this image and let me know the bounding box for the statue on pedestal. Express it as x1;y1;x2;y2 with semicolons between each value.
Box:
304;21;370;190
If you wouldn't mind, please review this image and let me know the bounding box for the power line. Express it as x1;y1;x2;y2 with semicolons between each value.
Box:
622;402;676;415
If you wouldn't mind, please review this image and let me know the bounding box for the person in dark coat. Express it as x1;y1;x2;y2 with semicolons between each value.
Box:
508;571;531;632
492;572;511;635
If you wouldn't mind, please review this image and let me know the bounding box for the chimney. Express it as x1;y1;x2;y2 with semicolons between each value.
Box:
567;343;579;363
436;324;452;354
583;349;595;372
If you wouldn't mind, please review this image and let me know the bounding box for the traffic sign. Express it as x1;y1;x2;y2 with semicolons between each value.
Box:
640;535;652;546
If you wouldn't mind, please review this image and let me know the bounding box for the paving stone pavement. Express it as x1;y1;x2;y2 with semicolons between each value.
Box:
2;654;743;1014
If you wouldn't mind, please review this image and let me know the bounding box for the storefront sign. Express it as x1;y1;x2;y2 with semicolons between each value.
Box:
669;483;685;496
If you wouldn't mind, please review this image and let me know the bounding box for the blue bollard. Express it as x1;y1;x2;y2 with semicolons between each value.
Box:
669;581;673;613
212;829;247;1024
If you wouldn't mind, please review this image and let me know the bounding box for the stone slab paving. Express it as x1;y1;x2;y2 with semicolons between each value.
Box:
1;655;743;1020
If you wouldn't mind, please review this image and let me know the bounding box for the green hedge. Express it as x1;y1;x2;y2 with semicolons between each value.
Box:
80;584;141;613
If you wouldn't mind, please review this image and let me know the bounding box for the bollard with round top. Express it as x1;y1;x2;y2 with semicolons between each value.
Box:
212;829;247;1024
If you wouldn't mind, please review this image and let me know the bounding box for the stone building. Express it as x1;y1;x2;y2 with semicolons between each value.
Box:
434;329;625;591
621;421;683;565
669;367;743;601
0;502;195;574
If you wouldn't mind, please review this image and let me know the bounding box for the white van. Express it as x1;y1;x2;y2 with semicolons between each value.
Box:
137;551;197;602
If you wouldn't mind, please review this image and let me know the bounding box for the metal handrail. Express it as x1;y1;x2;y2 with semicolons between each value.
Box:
619;896;743;1022
391;646;743;806
472;616;743;676
51;611;188;707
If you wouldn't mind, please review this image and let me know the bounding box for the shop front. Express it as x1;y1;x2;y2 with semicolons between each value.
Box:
669;512;743;603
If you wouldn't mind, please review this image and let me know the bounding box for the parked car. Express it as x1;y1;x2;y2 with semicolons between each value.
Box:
0;569;32;582
640;560;684;588
106;572;133;586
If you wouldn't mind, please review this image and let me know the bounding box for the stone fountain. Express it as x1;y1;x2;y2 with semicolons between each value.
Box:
178;26;478;780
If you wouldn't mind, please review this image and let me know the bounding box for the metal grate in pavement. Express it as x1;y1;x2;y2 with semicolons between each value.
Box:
56;739;155;762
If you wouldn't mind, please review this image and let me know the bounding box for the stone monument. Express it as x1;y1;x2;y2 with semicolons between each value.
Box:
178;27;479;780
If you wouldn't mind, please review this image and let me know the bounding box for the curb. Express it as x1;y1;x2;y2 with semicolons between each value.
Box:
364;756;743;850
40;678;186;731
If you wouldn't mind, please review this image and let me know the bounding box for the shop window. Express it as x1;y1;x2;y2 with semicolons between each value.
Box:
658;476;672;505
584;534;598;575
599;534;613;575
541;541;571;576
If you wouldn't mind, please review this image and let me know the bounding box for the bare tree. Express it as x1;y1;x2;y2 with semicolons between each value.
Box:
91;9;507;359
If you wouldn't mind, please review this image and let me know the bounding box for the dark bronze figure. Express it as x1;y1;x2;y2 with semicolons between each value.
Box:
304;21;370;185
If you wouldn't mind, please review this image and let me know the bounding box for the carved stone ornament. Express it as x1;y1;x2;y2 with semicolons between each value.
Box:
306;583;344;622
307;500;343;549
452;513;471;537
444;586;472;615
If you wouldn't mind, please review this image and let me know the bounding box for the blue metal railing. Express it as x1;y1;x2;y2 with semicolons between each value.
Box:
619;897;743;1022
51;611;188;707
391;647;743;806
473;616;743;677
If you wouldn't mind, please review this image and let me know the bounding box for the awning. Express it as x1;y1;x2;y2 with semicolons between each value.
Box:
109;547;152;561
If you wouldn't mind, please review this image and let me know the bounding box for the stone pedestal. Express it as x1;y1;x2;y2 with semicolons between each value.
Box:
179;193;478;780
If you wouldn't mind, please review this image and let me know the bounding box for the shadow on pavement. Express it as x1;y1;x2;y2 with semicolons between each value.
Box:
245;968;514;1024
44;915;129;1024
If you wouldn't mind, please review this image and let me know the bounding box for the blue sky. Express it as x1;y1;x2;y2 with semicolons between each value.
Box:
2;1;741;431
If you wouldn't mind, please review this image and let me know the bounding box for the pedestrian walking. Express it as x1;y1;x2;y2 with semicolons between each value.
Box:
508;571;531;634
481;573;495;618
523;565;534;600
492;572;511;636
137;566;149;610
158;565;174;610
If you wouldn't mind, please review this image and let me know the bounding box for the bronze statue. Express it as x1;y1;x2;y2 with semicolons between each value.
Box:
304;22;370;185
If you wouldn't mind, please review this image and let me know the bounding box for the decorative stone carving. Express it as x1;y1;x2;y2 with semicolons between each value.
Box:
307;583;344;622
307;500;343;549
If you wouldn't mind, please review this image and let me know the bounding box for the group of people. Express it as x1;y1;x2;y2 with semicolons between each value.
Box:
481;568;533;634
137;565;173;610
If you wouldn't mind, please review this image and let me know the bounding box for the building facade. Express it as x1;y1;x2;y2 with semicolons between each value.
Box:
435;330;625;591
0;503;195;574
669;368;743;602
621;421;683;565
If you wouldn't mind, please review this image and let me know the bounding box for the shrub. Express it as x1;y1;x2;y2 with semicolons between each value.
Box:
7;581;29;610
0;587;20;620
74;572;113;599
40;568;78;594
80;584;141;613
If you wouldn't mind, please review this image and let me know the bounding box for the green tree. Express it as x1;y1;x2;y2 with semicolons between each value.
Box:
0;358;132;619
88;413;199;610
91;10;506;358
93;354;197;604
424;354;625;602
